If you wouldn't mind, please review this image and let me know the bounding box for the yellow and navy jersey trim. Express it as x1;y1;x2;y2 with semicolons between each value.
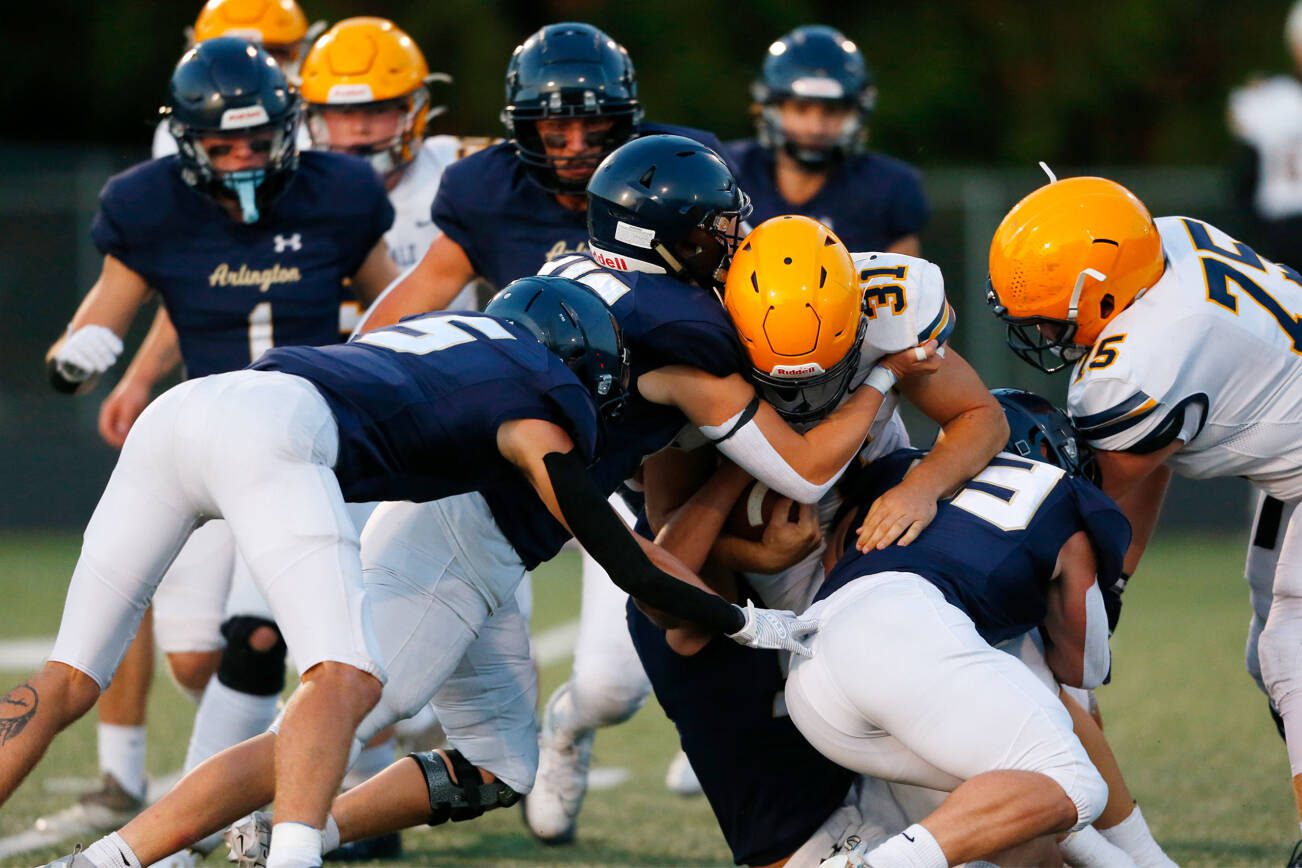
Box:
1073;390;1159;441
917;301;957;347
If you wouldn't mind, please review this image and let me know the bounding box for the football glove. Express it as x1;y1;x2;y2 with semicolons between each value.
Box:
54;325;123;383
727;600;818;656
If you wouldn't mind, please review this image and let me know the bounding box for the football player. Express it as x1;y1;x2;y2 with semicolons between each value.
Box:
987;174;1302;864
726;25;928;256
786;428;1124;866
37;276;827;868
39;36;397;844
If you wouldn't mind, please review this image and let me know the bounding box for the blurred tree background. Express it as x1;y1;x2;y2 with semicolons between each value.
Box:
2;0;1294;165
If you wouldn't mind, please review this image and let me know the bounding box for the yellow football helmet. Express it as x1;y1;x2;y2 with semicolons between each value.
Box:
300;17;445;176
193;0;313;72
987;176;1164;373
724;215;862;423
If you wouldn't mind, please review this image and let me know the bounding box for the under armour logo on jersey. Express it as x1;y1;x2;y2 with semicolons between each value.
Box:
274;233;302;253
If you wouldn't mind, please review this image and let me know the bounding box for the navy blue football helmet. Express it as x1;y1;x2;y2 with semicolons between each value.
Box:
994;388;1101;484
164;37;302;223
586;135;751;292
752;25;876;171
501;23;643;195
486;276;630;423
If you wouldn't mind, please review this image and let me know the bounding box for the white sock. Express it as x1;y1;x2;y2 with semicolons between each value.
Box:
84;831;143;868
865;824;948;868
323;814;341;853
342;737;395;790
1099;805;1178;868
1060;825;1137;867
183;679;279;772
97;723;147;800
267;822;322;868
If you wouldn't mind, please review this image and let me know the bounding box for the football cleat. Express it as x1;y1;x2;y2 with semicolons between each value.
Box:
663;749;704;797
523;691;595;844
33;773;145;838
224;811;271;868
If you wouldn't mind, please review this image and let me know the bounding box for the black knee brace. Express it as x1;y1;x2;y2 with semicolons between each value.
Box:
217;616;287;697
408;749;521;826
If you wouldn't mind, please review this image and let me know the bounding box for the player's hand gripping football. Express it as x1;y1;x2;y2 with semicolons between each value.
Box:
727;599;818;656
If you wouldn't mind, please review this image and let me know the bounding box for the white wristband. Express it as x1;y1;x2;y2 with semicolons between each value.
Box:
863;365;897;396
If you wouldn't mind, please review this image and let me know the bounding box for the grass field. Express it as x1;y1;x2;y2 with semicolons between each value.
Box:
0;530;1295;867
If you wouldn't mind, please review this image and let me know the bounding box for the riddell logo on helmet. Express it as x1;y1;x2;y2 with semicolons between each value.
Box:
220;105;271;130
592;249;630;271
771;363;825;378
327;83;376;104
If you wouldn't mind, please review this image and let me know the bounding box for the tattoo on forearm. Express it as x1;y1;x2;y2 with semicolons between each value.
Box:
0;684;38;745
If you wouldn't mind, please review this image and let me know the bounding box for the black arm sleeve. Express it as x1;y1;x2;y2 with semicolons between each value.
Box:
544;449;745;634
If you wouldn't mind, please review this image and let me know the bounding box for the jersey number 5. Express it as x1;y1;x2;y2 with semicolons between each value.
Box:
950;456;1064;532
355;314;515;354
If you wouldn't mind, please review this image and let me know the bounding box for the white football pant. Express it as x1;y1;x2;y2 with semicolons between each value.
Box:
785;572;1107;832
49;371;382;688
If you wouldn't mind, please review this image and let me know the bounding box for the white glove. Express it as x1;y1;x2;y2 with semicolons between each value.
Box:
54;325;123;382
727;599;819;657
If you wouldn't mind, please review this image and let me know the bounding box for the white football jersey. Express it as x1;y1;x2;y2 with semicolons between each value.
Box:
1069;216;1302;500
848;251;955;454
1228;76;1302;219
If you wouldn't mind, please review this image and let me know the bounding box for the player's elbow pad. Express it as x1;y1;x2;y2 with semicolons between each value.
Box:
701;408;842;504
543;450;744;634
1081;582;1111;689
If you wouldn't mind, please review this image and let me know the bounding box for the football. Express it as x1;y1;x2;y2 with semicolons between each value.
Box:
724;480;800;541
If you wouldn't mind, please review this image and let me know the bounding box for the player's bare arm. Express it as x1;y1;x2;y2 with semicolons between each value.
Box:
1097;443;1180;572
356;234;476;332
856;346;1008;552
348;239;401;305
46;253;151;394
1042;530;1110;689
98;306;182;449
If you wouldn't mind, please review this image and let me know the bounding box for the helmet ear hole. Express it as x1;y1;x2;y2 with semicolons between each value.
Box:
1099;293;1115;320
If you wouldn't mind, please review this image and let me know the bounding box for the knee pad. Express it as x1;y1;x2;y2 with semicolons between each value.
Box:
217;616;287;697
408;748;521;826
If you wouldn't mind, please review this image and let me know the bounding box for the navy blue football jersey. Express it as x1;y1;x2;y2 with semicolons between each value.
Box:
480;253;746;569
819;449;1131;645
431;123;733;292
92;152;394;378
726;140;928;252
250;311;599;504
628;587;854;866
